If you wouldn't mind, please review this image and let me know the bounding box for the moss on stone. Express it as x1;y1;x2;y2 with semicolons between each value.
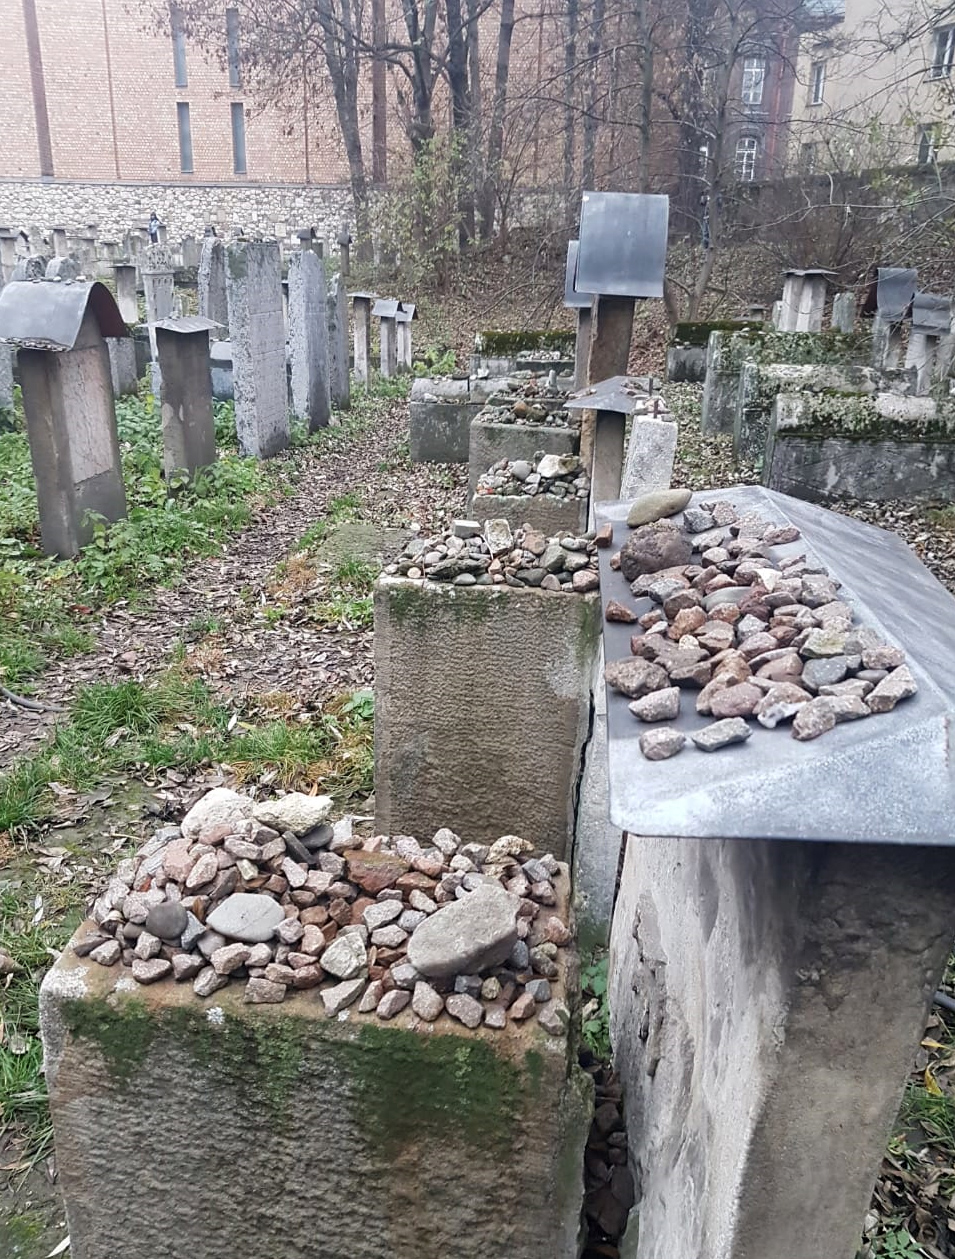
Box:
673;320;762;348
62;996;157;1084
478;330;575;356
778;392;955;441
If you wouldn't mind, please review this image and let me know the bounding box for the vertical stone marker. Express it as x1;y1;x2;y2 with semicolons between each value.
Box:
113;263;139;325
326;271;350;408
52;226;69;258
287;249;331;432
0;281;128;557
351;291;374;387
0;229;19;284
155;316;219;479
225;239;290;458
140;244;176;359
198;236;228;332
376;298;399;378
396;302;416;372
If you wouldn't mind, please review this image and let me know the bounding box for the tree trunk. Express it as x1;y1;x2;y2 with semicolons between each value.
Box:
445;0;476;245
371;0;388;184
480;0;515;240
563;0;579;193
633;0;654;193
581;0;605;191
466;0;485;238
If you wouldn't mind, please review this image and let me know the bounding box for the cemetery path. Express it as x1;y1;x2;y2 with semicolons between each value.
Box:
0;402;468;769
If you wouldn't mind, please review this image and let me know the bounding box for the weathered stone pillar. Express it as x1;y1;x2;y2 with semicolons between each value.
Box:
0;344;13;410
352;292;373;387
396;307;414;372
198;237;228;333
904;331;938;395
831;292;856;334
326;272;350;408
620;418;678;498
574;307;592;390
180;234;200;268
776;272;803;331
871;316;903;371
156;317;218;479
225;239;290;458
0;281;128;556
113;264;139;326
380;314;398;377
107;339;138;397
141;244;176;358
795;273;827;332
374;576;600;855
52;226;69;258
610;834;955;1259
287;249;331;432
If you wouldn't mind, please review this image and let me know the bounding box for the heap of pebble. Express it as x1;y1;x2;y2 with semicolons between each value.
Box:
75;788;573;1033
476;400;577;430
475;453;590;501
599;490;918;760
385;517;600;592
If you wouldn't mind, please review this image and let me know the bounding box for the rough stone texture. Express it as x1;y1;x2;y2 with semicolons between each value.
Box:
325;272;350;409
620;420;679;499
374;576;600;856
225;240;290;459
409;399;483;463
766;427;955;504
40;921;591;1259
288;250;331;432
182;788;254;841
106;337;138;397
156;325;217;480
407;884;520;979
701;331;752;436
468;419;579;495
0;344;14;410
198;237;228;332
665;345;706;384
469;491;587;539
252;793;333;835
609;834;955;1259
626;490;691;527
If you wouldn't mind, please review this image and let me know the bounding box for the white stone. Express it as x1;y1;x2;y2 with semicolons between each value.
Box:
181;788;254;842
252;793;334;836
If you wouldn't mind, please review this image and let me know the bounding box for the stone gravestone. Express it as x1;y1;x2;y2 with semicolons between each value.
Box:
326;271;350;408
287;250;331;432
225;240;290;458
198;236;228;334
140;244;176;359
11;256;48;282
0;281;128;556
0;230;17;284
351;292;373;387
155;316;218;479
113;264;139;326
46;256;80;282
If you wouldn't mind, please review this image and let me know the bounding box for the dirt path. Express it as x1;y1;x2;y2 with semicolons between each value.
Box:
0;401;468;768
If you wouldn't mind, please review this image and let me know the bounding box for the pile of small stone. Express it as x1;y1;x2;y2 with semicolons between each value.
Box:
476;400;577;429
475;453;590;501
385;517;600;592
581;1058;633;1256
599;490;918;760
75;788;573;1033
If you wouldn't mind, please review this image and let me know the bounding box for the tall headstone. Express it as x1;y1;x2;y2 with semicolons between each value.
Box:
831;292;855;334
113;264;139;326
380;314;397;378
0;230;17;284
107;339;139;397
180;235;200;268
156;317;218;479
140;244;176;358
198;237;228;335
396;303;415;372
225;239;290;458
0;281;128;557
351;292;373;387
326;272;350;409
52;227;69;258
287;249;331;432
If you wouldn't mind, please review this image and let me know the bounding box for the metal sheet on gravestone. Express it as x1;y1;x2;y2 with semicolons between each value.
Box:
373;298;400;319
595;484;955;845
912;292;952;336
565;375;654;415
876;268;917;322
576;192;669;299
563;240;593;309
0;280;126;350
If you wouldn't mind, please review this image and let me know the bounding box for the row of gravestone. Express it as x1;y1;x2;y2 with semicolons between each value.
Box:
0;240;351;558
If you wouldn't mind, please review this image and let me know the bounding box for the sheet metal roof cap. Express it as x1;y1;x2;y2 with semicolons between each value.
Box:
373;298;400;318
564;240;594;309
398;301;418;320
876;267;917;322
911;292;952;336
565;374;653;414
154;315;222;334
576;191;669;299
0;280;127;349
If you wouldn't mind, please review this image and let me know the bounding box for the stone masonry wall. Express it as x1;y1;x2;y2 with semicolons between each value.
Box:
0;181;353;245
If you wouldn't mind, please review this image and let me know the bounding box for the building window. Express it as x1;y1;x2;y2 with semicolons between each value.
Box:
741;57;766;106
231;102;247;175
170;3;187;88
799;142;817;174
930;26;955;77
809;61;826;105
734;136;759;181
917;122;941;164
226;7;242;88
177;101;193;173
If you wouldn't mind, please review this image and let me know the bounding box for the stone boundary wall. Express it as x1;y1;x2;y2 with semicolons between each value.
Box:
0;180;353;242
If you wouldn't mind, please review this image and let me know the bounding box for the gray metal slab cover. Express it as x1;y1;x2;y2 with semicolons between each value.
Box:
372;298;400;319
576;192;669;299
0;279;127;350
563;240;593;309
876;267;917;322
912;291;952;336
595;485;955;845
565;375;653;414
154;315;222;335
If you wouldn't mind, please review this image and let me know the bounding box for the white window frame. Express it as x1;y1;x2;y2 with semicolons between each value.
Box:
809;61;826;105
930;26;955;78
735;136;759;182
741;56;766;106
